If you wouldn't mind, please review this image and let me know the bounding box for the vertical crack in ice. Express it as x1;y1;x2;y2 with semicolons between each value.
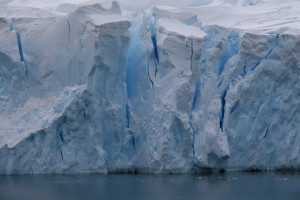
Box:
16;30;28;78
189;88;197;164
251;34;279;71
66;17;71;51
147;44;155;92
126;103;135;150
126;103;130;129
192;83;200;110
189;119;196;163
241;59;247;77
130;130;136;151
217;77;224;88
220;89;227;132
189;37;201;164
151;35;159;66
202;28;234;132
7;18;28;78
16;31;25;63
59;132;65;143
190;38;194;71
60;149;64;161
150;12;159;75
264;34;279;58
190;40;195;162
263;124;271;138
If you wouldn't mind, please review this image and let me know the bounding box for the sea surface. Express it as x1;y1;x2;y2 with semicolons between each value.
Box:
0;172;299;200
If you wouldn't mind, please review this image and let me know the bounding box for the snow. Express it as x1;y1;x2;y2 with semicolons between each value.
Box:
0;0;299;174
181;1;300;34
157;19;205;38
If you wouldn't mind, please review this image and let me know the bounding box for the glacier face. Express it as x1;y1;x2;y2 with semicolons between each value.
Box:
0;1;299;174
0;3;133;174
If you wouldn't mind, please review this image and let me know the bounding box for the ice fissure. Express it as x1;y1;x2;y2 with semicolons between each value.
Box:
8;18;29;78
0;3;300;174
125;103;130;129
250;34;279;71
263;124;270;139
220;89;227;132
146;45;155;92
66;17;71;51
150;14;159;76
16;31;28;78
190;39;194;71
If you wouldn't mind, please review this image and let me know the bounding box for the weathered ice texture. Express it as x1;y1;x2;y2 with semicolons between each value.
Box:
0;1;299;174
0;2;132;174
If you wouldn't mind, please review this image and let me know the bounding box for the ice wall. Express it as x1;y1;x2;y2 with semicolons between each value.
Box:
126;7;300;172
0;2;299;174
126;9;207;172
0;3;133;174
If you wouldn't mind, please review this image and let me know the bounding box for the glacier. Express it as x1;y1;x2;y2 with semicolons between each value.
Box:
0;0;299;174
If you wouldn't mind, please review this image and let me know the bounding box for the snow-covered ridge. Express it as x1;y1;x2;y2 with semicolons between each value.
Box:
0;1;299;174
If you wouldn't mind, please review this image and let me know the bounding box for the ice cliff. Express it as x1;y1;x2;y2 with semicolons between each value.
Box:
0;0;299;174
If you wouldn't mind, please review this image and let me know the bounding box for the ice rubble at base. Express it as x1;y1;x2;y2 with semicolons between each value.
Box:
0;0;299;174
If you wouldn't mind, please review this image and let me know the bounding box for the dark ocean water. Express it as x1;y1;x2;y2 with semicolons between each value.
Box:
0;172;299;200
